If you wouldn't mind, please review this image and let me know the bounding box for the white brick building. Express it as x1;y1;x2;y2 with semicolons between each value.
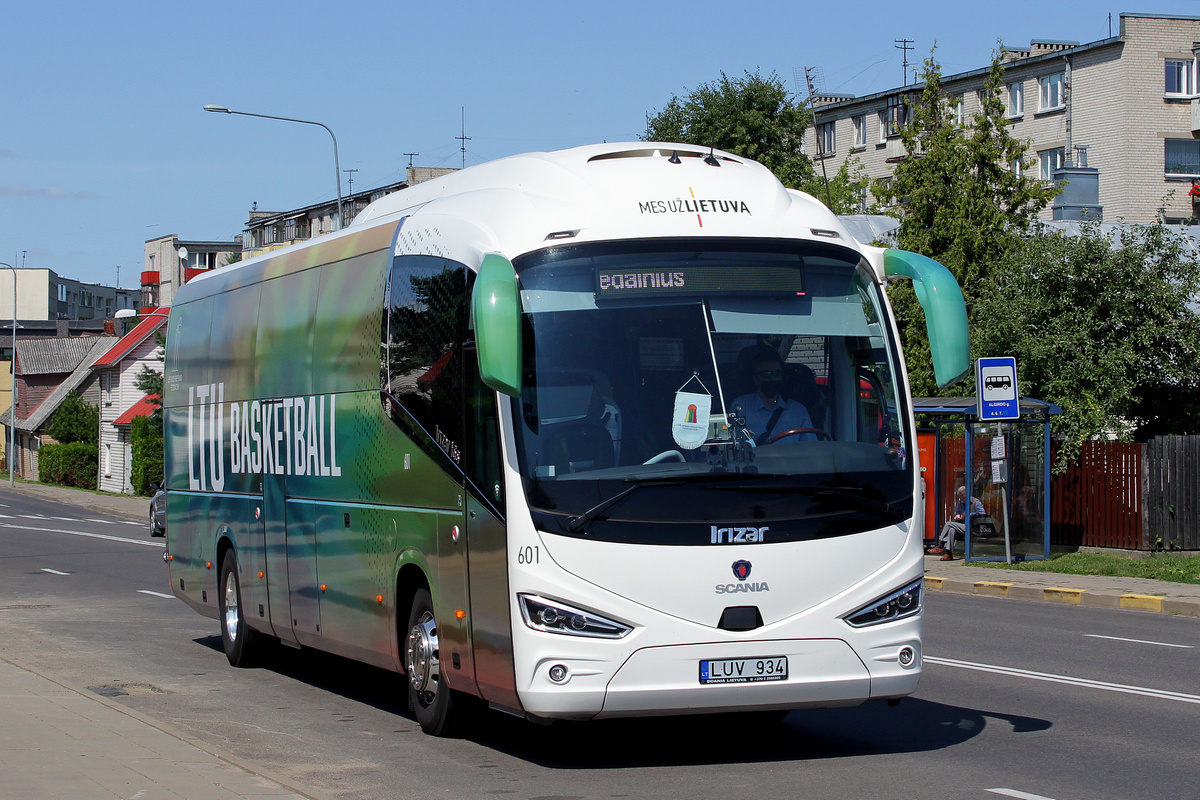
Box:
806;13;1200;224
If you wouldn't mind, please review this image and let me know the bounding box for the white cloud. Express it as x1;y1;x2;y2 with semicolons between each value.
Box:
0;185;99;199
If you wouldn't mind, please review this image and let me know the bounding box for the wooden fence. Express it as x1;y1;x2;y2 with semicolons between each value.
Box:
1143;435;1200;551
1051;436;1200;551
1051;441;1143;550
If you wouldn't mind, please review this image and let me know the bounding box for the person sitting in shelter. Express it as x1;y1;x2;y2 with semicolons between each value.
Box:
731;347;816;445
928;485;985;561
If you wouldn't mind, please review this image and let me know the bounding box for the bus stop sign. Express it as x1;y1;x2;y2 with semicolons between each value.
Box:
977;356;1019;420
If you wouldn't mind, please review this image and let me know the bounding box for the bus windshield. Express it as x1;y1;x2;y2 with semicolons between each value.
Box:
510;238;913;546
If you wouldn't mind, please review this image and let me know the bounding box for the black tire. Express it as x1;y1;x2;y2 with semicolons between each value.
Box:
149;508;164;537
405;587;459;736
218;554;260;667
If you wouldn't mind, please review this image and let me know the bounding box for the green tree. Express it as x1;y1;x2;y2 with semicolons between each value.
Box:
643;70;816;189
875;48;1060;395
974;221;1200;460
46;391;99;445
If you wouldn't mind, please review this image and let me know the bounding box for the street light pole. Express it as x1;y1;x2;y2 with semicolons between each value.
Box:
203;104;344;230
0;263;16;486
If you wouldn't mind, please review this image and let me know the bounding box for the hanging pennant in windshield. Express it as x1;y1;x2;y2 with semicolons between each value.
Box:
673;374;713;450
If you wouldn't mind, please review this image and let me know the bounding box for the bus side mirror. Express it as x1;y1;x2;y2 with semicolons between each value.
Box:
472;253;523;397
883;249;970;388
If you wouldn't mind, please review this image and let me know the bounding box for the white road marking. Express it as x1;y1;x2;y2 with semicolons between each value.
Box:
988;790;1059;800
83;518;116;525
0;522;164;548
138;590;174;599
1085;634;1192;649
926;655;1200;705
41;568;70;575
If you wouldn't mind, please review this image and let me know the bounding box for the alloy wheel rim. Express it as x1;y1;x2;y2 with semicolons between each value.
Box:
223;570;240;643
405;611;439;698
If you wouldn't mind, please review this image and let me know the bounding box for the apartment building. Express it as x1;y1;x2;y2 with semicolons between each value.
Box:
806;13;1200;224
242;166;457;259
142;235;242;309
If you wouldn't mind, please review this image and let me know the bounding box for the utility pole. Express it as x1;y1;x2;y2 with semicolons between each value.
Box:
895;38;914;85
456;108;471;170
343;168;358;194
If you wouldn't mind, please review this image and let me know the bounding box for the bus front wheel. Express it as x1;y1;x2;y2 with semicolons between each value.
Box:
405;588;459;736
218;554;260;667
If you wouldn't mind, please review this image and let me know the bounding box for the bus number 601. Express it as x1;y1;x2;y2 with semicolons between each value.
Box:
518;546;539;565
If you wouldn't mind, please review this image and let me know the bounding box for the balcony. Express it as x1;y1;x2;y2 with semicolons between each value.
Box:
141;271;160;286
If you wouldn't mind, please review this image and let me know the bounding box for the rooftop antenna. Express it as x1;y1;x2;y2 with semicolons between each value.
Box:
343;168;358;194
404;152;419;168
804;66;834;210
895;38;914;85
456;107;471;169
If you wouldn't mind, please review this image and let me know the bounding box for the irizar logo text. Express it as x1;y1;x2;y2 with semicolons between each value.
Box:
711;525;768;544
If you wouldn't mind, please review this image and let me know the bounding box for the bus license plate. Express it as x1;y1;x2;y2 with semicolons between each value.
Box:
699;656;788;685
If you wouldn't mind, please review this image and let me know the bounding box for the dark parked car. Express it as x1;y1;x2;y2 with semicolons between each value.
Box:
150;483;166;537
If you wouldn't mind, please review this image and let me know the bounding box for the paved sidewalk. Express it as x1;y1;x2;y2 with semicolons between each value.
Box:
923;554;1200;616
0;656;319;800
0;480;148;522
0;481;324;799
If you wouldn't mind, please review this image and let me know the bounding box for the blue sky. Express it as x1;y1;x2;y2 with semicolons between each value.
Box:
3;2;1198;287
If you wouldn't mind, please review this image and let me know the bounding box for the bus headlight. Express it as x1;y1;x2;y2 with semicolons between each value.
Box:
518;594;632;639
843;579;923;628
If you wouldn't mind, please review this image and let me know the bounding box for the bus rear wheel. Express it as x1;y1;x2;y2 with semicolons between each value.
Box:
218;554;260;667
405;588;459;736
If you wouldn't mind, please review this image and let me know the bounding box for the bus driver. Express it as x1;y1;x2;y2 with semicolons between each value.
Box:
732;348;817;445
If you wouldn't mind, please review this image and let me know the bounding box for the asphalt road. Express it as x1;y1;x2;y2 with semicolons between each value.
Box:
0;490;1196;800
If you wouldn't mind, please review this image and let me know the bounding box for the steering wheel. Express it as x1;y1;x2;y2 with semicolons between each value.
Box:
768;427;832;443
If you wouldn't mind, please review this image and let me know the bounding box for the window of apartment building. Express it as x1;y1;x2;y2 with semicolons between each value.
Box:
877;110;888;143
57;284;67;302
1010;157;1024;175
148;254;156;270
1039;147;1065;180
817;121;835;155
1038;73;1064;111
1165;138;1200;176
885;94;910;136
852;115;867;148
1007;81;1024;117
952;95;966;128
1165;58;1197;96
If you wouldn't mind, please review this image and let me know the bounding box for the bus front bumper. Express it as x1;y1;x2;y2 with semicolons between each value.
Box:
516;637;921;721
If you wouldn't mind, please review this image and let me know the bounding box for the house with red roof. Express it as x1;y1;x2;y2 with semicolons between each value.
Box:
92;308;168;493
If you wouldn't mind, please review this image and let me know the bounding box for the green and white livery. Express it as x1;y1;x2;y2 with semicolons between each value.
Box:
164;143;969;735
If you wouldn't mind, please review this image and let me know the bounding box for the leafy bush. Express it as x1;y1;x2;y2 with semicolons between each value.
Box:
131;414;163;496
39;442;98;489
46;392;100;445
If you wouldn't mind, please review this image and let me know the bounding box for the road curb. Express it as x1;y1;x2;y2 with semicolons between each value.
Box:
924;575;1200;617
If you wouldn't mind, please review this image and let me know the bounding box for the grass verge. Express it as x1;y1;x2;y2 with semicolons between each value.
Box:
973;552;1200;585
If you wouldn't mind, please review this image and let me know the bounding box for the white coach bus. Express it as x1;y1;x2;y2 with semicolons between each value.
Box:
163;143;969;735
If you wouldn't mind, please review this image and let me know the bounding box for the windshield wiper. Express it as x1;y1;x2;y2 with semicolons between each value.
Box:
565;471;778;533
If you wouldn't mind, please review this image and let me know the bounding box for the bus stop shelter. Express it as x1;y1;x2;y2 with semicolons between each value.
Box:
914;397;1062;563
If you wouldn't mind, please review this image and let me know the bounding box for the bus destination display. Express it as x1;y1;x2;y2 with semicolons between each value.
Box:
596;263;804;298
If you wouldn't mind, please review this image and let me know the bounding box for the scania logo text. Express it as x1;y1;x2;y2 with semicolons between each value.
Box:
710;525;768;544
716;559;770;594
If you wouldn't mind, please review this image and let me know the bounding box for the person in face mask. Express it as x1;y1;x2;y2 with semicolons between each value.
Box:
731;351;817;445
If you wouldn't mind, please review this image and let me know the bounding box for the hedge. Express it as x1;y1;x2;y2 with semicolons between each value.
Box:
39;442;98;490
131;414;164;496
